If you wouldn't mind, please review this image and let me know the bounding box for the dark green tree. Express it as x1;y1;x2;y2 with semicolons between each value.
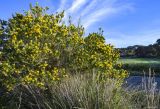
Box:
156;39;160;45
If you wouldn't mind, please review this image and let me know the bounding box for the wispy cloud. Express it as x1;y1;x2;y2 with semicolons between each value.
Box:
82;0;133;28
49;0;160;47
57;0;67;12
82;7;116;28
57;0;133;28
68;0;87;13
63;0;88;23
80;0;98;17
54;0;135;47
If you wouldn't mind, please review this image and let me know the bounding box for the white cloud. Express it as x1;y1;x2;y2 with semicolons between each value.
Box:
68;0;87;13
61;0;87;24
80;0;98;17
58;0;133;27
82;7;116;28
82;0;133;29
57;0;67;12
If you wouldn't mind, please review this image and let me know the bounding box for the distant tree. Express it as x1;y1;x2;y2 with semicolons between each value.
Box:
120;38;160;58
153;44;160;57
145;45;157;57
135;46;146;57
156;39;160;45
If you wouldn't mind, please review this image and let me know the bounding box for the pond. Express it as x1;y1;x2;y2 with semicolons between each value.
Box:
124;76;160;90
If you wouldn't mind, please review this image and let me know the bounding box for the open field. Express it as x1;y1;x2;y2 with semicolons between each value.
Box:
119;58;160;64
119;58;160;76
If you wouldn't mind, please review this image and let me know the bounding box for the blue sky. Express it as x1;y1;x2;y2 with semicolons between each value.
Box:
0;0;160;47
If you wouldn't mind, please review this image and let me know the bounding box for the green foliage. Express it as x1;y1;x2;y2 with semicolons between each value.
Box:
84;33;127;80
156;39;160;45
0;5;68;90
0;4;127;90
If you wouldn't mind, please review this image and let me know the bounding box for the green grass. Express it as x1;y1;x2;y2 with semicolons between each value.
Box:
119;58;160;64
119;58;160;75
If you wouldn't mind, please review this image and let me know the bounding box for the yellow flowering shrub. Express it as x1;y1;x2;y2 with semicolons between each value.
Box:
83;33;128;81
0;4;127;90
0;5;68;90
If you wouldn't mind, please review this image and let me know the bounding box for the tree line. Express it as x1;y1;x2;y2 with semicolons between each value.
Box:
119;39;160;58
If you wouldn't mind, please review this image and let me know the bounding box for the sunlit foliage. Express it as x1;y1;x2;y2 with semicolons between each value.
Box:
0;4;127;90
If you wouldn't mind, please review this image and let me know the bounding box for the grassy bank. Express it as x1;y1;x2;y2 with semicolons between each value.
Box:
119;58;160;76
1;73;160;109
